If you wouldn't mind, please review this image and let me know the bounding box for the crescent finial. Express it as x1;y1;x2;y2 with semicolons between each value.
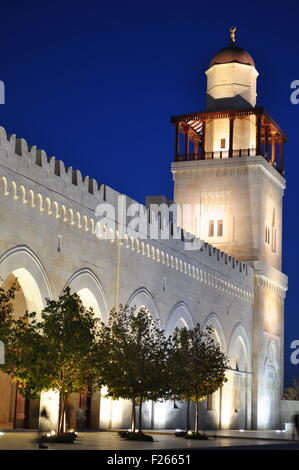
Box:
230;26;237;45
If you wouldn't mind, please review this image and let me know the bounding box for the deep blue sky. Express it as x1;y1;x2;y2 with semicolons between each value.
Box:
0;0;298;386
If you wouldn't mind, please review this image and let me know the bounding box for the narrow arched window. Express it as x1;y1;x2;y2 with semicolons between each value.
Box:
271;209;276;253
208;220;214;237
265;226;270;244
217;220;223;237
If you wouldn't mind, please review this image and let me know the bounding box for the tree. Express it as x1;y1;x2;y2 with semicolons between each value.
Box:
0;277;18;344
98;304;171;432
0;278;52;412
169;324;228;434
284;377;299;400
1;287;101;434
2;313;52;398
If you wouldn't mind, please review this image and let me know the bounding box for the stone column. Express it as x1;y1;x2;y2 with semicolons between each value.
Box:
229;116;235;158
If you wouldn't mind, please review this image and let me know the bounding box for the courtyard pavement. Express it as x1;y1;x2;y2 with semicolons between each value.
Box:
0;430;298;451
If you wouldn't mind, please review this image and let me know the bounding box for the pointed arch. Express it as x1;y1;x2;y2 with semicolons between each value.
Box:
228;323;251;372
64;268;109;322
127;287;160;323
0;245;52;313
165;301;195;336
202;313;227;351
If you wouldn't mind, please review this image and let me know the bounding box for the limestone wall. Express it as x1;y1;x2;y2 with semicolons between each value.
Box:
0;125;254;430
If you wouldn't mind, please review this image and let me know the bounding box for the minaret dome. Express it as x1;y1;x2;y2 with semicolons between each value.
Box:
205;27;258;110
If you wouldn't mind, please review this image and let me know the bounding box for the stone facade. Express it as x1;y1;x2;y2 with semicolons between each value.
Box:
0;36;288;431
0;125;254;431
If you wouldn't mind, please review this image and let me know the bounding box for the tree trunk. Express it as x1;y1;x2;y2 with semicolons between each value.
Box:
186;400;190;433
58;393;68;435
131;397;136;432
195;401;199;434
57;395;62;435
138;397;143;432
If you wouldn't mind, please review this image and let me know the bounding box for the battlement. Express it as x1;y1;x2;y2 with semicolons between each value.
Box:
0;125;253;291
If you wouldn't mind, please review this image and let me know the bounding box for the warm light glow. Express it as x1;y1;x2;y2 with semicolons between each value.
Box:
153;401;167;428
77;288;101;318
111;399;124;428
39;390;60;431
100;386;112;428
12;268;44;318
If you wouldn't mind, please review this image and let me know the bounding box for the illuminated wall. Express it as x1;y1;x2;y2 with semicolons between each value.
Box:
206;62;258;110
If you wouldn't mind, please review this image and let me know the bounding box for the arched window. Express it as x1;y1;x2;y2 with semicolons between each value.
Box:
208;220;214;237
271;209;276;253
265;226;270;244
217;220;223;237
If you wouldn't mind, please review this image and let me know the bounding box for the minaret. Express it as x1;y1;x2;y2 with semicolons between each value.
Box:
171;29;288;429
206;27;258;111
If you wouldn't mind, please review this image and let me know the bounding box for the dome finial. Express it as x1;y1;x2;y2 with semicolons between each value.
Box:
230;26;237;46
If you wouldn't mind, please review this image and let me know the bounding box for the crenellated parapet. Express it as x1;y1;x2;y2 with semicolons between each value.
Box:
0;126;100;207
0;125;253;297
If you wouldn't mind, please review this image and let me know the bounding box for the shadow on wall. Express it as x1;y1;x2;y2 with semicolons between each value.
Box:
206;94;253;111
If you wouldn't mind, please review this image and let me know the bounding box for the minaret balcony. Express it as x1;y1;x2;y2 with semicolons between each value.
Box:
171;106;287;175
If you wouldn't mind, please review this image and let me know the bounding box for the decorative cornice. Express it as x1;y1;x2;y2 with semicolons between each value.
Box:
171;155;286;192
0;174;254;304
255;274;287;302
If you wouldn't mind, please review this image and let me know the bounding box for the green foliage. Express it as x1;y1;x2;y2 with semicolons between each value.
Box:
98;304;171;431
32;287;101;396
0;286;102;433
170;324;228;402
283;377;299;400
99;304;171;401
3;313;52;398
0;278;18;343
169;324;228;433
1;282;229;436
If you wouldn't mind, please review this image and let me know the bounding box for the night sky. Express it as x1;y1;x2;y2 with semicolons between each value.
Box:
0;0;298;386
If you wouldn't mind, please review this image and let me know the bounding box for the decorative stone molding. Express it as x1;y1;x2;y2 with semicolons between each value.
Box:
255;275;287;302
0;125;254;304
172;155;286;194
